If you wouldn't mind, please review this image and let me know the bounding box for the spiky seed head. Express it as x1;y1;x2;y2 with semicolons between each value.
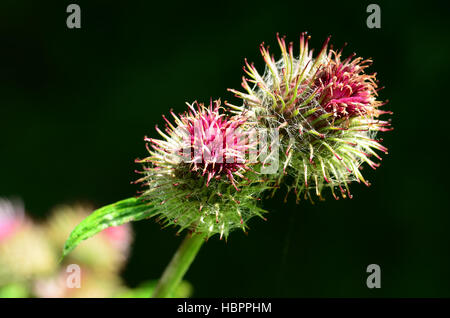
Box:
228;33;392;202
135;100;269;239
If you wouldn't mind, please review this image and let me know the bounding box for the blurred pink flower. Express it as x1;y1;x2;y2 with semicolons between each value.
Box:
0;199;24;241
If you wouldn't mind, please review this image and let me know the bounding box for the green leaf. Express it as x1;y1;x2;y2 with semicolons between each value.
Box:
61;197;154;260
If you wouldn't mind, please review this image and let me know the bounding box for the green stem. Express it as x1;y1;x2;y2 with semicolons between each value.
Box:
152;232;206;298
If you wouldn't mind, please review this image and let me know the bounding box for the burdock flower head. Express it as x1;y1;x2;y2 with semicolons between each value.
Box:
135;99;268;239
228;33;392;201
61;34;395;298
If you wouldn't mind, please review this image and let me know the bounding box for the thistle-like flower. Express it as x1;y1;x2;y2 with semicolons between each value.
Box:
228;33;392;201
135;100;269;239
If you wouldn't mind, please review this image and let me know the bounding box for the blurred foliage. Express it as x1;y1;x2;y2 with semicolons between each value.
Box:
0;199;192;298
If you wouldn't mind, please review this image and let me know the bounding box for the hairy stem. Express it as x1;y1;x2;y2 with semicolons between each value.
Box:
152;232;206;298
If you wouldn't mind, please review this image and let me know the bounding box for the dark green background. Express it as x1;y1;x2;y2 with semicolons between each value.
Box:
1;0;449;297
